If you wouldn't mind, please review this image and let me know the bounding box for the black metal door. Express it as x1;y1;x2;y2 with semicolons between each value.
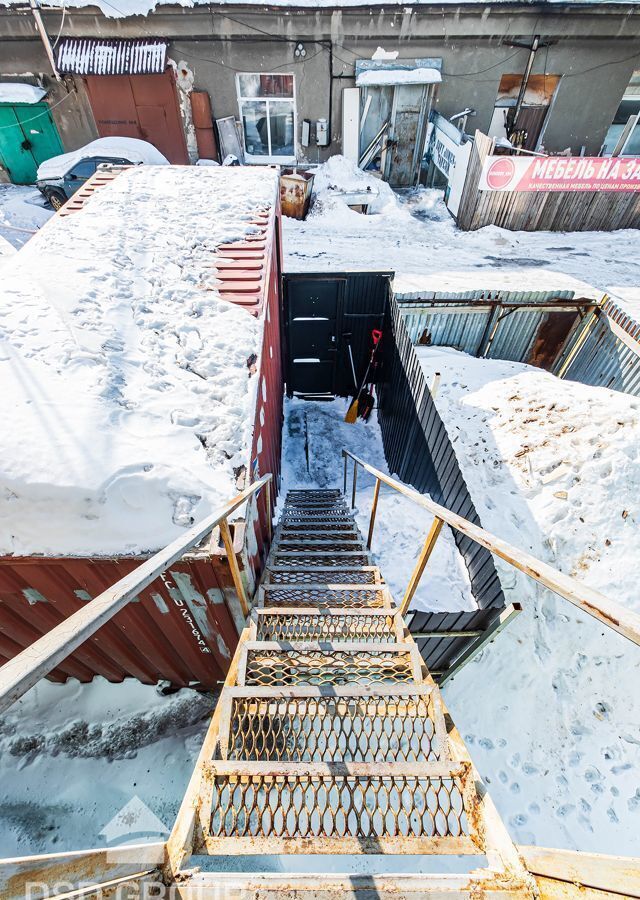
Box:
284;273;391;397
286;278;344;395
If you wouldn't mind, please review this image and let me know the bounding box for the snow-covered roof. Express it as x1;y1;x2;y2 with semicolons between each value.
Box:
356;67;442;87
0;83;46;104
1;0;638;17
0;165;279;557
392;271;604;302
36;137;169;180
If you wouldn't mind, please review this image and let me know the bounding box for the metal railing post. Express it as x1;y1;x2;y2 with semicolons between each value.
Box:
219;517;250;618
400;516;445;616
351;459;358;509
367;478;381;550
265;479;272;541
343;451;348;496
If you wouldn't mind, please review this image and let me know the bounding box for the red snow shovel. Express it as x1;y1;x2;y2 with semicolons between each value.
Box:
345;329;382;423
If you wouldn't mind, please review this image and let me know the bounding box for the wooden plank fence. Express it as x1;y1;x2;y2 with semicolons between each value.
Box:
457;130;640;232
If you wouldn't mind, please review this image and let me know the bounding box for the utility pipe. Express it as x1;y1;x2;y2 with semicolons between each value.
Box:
29;0;62;82
511;34;539;134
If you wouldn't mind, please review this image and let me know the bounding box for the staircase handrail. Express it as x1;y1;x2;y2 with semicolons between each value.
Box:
342;449;640;647
0;474;273;715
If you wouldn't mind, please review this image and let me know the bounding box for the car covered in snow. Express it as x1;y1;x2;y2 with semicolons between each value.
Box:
35;137;169;210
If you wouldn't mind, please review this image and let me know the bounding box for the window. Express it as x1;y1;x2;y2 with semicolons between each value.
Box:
67;159;98;179
602;71;640;156
237;73;296;163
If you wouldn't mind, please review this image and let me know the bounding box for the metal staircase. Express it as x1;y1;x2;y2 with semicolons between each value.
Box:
171;488;536;897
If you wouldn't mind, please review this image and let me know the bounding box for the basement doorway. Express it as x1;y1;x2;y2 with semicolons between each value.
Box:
284;272;390;397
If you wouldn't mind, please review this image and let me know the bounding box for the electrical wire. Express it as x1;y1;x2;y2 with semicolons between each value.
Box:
0;90;73;130
51;0;66;49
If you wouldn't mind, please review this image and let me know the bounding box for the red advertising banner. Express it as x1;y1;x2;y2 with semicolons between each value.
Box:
479;155;640;192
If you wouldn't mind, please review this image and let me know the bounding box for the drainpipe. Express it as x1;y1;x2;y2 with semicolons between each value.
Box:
511;34;539;132
29;0;63;82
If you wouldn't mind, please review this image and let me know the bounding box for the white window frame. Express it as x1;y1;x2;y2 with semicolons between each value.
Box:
236;73;297;165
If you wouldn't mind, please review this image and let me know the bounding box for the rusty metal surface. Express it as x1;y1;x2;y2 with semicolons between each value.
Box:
280;170;314;220
0;554;240;686
57;39;167;75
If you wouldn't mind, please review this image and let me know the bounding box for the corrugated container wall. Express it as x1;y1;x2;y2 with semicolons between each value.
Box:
0;171;284;688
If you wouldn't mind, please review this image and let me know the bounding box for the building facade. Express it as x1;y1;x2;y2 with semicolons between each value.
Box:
0;0;639;183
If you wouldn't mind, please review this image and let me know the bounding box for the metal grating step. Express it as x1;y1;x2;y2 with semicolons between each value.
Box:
239;641;423;687
266;567;383;586
199;761;480;856
219;685;446;763
251;608;403;643
274;541;366;553
259;584;392;609
280;524;359;534
272;554;371;567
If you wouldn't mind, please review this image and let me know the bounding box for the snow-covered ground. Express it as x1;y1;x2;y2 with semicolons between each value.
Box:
410;348;640;854
0;183;52;252
284;156;640;311
279;396;474;613
0;165;277;556
0;678;213;855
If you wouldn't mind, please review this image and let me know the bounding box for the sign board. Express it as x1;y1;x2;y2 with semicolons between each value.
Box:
479;154;640;192
427;113;472;215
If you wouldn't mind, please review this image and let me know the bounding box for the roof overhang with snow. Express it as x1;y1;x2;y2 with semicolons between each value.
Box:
355;57;442;88
56;38;168;75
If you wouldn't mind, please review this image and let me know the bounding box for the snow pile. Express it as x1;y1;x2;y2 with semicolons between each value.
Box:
310;155;397;215
0;165;278;557
414;346;640;853
0;83;46;104
280;396;474;612
36;136;169;180
0;677;212;855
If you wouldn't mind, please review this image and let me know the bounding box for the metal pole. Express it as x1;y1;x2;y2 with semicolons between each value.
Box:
512;35;539;134
400;516;444;616
220;518;250;618
343;452;348;496
367;478;381;550
265;479;272;541
351;459;358;509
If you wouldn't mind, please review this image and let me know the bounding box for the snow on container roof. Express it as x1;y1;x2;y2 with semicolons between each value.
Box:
0;164;279;558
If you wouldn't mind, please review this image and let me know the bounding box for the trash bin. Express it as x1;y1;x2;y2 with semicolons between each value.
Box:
280;169;315;220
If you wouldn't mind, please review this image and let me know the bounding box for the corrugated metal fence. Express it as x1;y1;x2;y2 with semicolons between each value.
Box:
457;131;640;232
395;290;640;398
377;295;505;612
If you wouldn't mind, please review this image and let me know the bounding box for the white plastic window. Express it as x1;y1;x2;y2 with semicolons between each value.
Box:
237;73;296;164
